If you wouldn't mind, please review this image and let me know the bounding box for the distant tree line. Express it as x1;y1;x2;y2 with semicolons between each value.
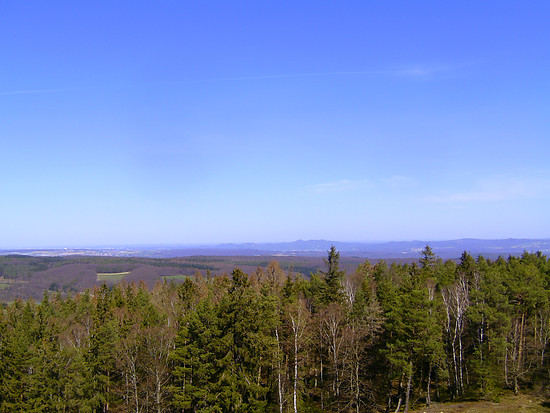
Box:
0;246;549;412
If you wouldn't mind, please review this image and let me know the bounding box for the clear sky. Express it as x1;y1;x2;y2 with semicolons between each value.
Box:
1;1;549;248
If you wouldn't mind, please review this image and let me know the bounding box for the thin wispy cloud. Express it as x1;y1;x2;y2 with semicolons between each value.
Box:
0;65;446;97
382;175;419;188
0;88;81;96
424;175;550;204
164;66;446;85
427;190;521;203
307;179;371;194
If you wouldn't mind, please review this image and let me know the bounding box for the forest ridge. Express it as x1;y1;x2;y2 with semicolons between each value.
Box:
2;238;550;259
0;246;549;412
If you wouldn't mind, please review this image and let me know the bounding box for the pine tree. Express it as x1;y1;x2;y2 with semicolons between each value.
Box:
505;254;546;394
172;297;224;411
87;283;119;411
321;246;345;305
173;269;277;412
466;256;510;399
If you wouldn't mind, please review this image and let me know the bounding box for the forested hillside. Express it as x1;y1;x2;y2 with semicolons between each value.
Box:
0;254;370;303
0;247;549;412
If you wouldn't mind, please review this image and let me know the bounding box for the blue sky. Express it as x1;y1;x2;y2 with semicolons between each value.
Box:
1;1;549;248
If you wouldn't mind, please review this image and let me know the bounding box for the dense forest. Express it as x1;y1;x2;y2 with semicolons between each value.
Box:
0;254;369;303
0;246;549;412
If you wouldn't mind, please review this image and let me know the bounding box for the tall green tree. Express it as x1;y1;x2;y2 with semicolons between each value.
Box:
505;254;546;394
172;297;225;412
173;269;277;412
321;246;345;305
466;256;510;399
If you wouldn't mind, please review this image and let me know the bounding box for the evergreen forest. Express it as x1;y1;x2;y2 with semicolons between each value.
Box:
1;246;549;412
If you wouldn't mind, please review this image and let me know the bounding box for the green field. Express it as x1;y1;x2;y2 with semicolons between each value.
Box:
0;283;9;290
97;272;130;282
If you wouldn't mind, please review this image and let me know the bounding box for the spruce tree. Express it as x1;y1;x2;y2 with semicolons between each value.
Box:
322;246;345;304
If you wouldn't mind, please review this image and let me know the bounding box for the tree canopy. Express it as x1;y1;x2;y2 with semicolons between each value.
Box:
0;247;549;412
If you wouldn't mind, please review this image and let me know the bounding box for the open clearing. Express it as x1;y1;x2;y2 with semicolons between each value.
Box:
96;272;130;282
410;394;550;413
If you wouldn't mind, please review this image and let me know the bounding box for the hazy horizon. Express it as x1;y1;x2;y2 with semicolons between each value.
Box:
2;2;549;248
3;237;550;252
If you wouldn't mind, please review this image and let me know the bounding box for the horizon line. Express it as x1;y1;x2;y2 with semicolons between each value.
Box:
1;236;549;251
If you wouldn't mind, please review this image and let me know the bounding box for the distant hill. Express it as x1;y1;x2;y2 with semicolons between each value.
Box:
204;238;550;259
1;239;549;302
0;254;371;302
2;238;549;259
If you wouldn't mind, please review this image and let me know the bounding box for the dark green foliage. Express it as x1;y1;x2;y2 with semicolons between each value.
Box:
321;245;345;304
172;269;277;412
172;299;223;411
0;248;549;412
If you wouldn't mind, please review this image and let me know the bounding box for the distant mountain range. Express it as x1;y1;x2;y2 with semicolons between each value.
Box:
199;238;550;258
2;238;549;259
